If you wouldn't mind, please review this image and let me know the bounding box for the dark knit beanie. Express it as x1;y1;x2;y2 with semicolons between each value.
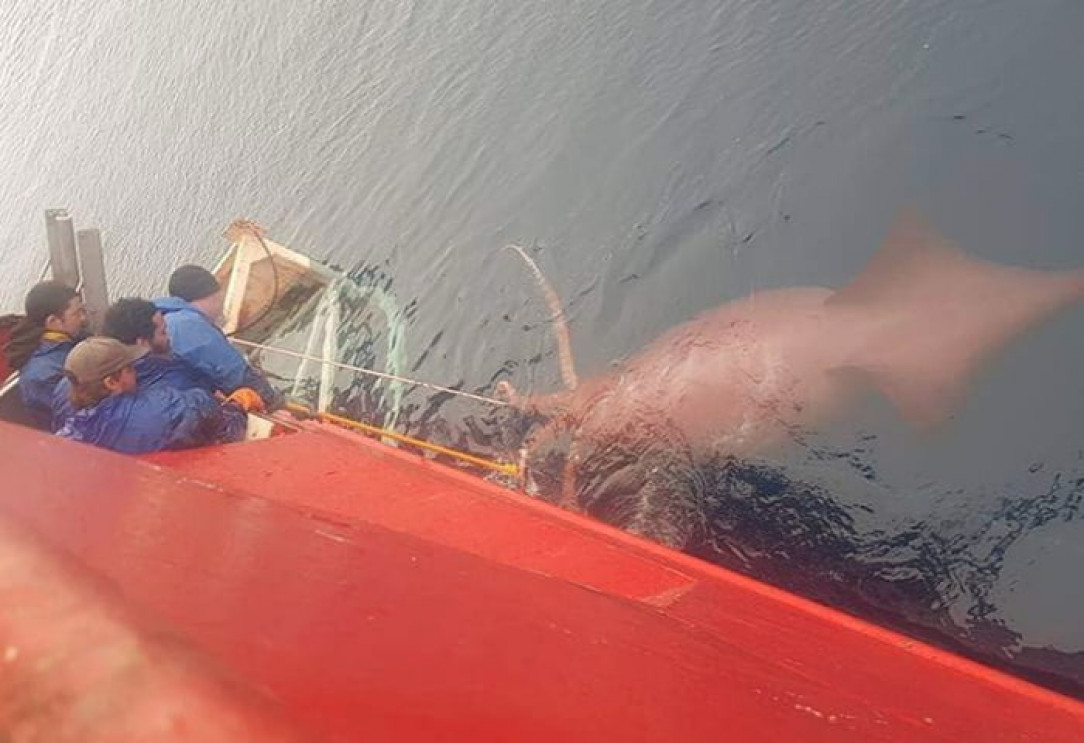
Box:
168;265;221;302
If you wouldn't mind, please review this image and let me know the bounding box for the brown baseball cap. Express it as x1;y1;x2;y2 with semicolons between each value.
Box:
64;337;147;384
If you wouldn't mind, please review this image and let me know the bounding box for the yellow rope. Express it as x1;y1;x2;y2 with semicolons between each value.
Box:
286;401;520;477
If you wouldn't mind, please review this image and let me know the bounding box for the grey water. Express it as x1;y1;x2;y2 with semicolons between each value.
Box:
1;0;1082;693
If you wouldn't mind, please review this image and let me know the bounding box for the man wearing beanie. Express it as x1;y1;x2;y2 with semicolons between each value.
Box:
154;265;283;409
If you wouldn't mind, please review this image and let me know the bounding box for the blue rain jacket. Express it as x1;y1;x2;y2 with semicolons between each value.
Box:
134;353;214;394
55;385;247;455
153;297;282;408
19;338;75;429
51;353;215;432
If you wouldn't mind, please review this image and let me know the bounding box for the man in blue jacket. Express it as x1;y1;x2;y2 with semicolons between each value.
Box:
104;297;211;393
4;281;88;429
55;337;253;455
154;265;283;410
52;297;218;430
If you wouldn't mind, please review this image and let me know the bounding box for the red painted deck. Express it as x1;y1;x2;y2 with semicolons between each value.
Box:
0;518;308;742
1;421;1082;741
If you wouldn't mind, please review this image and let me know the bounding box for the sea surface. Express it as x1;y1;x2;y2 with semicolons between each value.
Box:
2;0;1082;692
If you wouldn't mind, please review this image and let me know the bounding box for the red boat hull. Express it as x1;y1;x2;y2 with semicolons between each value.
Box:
0;421;1081;741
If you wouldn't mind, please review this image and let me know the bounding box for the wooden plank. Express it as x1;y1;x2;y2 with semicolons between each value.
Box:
220;240;255;335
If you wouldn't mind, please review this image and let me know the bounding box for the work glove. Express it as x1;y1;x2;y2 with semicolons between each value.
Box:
224;387;265;414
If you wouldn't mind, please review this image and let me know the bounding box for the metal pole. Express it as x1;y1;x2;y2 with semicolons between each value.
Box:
290;289;329;400
76;229;109;333
44;209;80;289
318;290;340;413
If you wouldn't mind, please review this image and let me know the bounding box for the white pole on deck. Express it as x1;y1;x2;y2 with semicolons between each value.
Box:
44;209;80;289
76;229;109;334
290;289;329;401
318;286;340;413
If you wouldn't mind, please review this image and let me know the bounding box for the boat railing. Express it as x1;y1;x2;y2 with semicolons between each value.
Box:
232;337;509;409
233;336;523;479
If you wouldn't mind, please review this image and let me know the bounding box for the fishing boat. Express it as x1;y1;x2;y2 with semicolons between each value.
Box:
0;216;1081;741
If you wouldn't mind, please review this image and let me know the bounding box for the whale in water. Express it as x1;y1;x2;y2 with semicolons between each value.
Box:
497;212;1084;544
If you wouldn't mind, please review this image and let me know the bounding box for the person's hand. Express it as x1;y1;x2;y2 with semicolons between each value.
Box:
225;387;265;413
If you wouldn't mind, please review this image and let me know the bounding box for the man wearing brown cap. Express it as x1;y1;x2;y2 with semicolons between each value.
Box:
153;265;282;410
55;337;251;454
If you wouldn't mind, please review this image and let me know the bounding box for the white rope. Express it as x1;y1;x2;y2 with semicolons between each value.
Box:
1;372;18;398
230;337;509;407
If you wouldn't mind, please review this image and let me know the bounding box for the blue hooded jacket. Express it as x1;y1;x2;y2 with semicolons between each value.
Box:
51;353;216;432
135;353;213;394
55;385;247;455
19;337;75;430
153;297;282;409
